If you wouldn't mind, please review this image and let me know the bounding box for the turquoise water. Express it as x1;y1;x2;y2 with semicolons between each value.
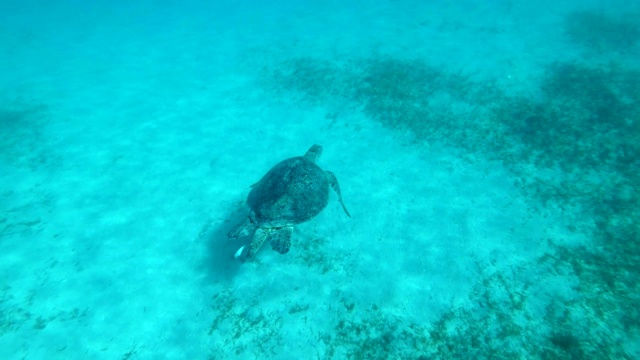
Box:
2;0;639;358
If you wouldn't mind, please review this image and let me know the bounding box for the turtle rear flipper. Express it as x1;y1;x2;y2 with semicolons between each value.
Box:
270;226;293;254
325;171;351;217
247;228;271;257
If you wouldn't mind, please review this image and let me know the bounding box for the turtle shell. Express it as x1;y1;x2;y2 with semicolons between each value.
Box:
247;156;329;227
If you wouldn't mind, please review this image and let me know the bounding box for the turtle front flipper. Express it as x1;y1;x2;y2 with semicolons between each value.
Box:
270;226;293;254
325;171;351;218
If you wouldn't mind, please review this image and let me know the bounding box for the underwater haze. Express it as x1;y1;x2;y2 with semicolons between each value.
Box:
2;0;639;358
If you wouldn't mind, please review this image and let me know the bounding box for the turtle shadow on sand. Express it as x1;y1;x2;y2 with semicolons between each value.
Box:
198;207;252;282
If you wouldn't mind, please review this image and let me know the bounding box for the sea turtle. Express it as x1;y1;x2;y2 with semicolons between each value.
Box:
228;144;350;259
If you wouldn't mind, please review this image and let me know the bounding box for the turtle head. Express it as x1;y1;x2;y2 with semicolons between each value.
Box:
304;144;323;162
